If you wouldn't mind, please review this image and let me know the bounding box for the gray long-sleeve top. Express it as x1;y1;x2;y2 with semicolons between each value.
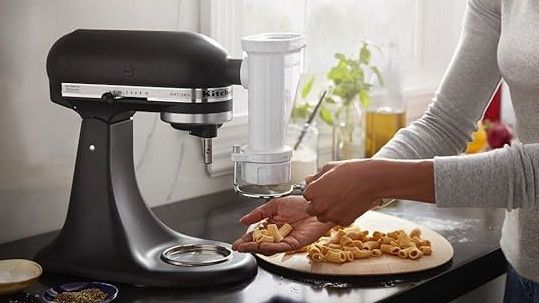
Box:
374;0;539;282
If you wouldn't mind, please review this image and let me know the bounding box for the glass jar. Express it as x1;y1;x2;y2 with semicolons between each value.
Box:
286;123;319;185
332;101;365;160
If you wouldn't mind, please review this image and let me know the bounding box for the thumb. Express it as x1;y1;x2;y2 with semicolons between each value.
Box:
239;199;279;225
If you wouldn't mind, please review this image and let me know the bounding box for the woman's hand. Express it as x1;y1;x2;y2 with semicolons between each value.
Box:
232;196;334;255
303;159;435;226
303;159;382;226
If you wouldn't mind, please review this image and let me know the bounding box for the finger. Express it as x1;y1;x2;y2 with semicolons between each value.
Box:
306;162;336;185
316;215;331;223
266;217;278;224
237;241;259;253
306;198;331;217
240;199;279;225
305;202;319;216
336;218;354;227
303;181;317;201
305;171;322;186
258;241;293;255
232;232;255;250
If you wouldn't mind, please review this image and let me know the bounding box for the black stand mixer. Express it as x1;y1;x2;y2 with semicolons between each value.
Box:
35;29;305;287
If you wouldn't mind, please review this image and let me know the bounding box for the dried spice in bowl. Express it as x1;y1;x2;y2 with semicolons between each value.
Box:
54;288;107;303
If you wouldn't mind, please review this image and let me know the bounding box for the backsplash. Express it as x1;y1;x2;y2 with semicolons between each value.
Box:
0;0;231;244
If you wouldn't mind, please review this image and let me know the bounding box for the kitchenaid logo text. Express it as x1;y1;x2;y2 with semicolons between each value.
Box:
169;89;230;99
202;89;229;98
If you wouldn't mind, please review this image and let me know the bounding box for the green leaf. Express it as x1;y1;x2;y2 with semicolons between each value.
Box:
319;105;334;126
370;66;384;87
301;76;315;99
325;96;337;104
292;103;312;120
359;89;370;108
359;44;371;64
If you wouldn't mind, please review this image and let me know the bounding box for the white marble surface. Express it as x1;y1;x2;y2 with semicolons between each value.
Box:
0;0;231;244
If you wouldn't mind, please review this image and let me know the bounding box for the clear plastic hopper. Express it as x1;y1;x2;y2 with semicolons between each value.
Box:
232;33;305;199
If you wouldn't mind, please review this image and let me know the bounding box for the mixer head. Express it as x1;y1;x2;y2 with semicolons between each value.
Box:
46;29;243;163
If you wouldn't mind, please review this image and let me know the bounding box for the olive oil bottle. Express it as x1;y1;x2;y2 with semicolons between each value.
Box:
364;41;406;157
365;109;406;157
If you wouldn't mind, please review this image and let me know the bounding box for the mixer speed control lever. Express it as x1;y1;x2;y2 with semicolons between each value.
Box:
101;92;120;104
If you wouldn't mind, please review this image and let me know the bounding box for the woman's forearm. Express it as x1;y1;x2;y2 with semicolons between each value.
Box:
373;159;435;203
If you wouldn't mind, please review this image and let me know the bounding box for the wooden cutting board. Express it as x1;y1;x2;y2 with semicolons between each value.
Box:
252;210;453;276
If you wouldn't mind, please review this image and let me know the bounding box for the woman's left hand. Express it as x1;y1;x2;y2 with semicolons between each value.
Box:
303;159;383;226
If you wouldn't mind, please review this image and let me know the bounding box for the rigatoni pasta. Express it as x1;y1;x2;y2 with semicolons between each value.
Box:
288;225;433;263
251;222;433;263
252;223;292;243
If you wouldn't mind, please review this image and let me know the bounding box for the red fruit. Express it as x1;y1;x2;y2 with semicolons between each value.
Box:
486;122;513;149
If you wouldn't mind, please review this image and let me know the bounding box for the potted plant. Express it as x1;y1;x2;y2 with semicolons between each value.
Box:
290;42;383;160
321;42;383;160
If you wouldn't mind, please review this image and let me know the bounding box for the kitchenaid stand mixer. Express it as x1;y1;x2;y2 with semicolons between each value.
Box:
35;30;304;287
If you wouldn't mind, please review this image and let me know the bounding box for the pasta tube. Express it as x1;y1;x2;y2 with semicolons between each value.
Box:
310;253;324;262
352;248;371;259
345;251;354;261
420;239;431;247
370;249;383;257
419;246;432;255
325;249;347;263
410;228;421;238
408;247;423;260
340;235;354;247
267;224;283;242
252;229;264;242
256;234;274;243
397;234;413;248
380;244;400;255
372;231;386;240
398;247;414;259
363;241;381;250
279;223;293;238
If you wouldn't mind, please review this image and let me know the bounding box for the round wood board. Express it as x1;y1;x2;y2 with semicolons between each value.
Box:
250;210;454;276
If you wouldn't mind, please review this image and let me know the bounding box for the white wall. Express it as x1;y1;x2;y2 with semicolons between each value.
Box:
0;0;232;244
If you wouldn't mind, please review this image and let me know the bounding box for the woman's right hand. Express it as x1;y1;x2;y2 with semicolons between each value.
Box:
232;196;334;255
304;161;343;184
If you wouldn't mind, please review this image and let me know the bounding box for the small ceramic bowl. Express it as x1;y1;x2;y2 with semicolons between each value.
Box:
42;282;118;303
0;259;43;295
